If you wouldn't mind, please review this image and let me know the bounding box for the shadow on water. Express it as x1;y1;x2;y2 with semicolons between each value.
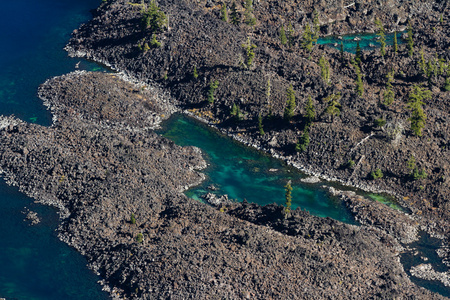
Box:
157;113;403;225
400;232;450;298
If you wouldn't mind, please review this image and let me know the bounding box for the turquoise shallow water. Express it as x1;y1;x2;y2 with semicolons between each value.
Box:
0;0;109;299
318;31;404;54
158;114;357;224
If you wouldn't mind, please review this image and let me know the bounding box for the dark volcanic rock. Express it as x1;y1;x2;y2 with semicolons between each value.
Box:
0;72;445;299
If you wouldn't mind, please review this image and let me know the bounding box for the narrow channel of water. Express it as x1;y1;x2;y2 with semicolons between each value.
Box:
157;114;401;224
318;31;404;53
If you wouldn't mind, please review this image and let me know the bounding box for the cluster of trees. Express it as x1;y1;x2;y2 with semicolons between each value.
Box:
221;0;256;26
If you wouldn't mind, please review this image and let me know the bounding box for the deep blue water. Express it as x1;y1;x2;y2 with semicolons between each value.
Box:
0;0;109;299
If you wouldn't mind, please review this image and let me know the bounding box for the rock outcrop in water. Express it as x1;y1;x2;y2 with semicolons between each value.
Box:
0;71;445;299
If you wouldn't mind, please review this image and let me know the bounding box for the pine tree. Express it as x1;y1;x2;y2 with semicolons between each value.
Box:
319;55;330;83
325;93;341;121
284;180;292;218
313;10;320;43
280;25;287;45
355;41;362;65
207;80;219;104
354;62;364;96
242;37;257;68
340;41;344;62
375;19;386;57
288;22;294;48
258;114;264;135
193;65;198;79
304;95;315;124
244;0;256;26
284;84;296;121
407;22;414;57
141;0;167;32
301;24;314;52
419;47;427;75
230;1;239;25
393;31;398;53
296;131;310;152
407;85;431;136
220;2;228;22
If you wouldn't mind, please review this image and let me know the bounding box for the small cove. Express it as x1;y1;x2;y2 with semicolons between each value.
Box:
157;113;401;224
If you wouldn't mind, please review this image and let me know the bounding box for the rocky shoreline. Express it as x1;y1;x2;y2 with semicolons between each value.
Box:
0;0;449;298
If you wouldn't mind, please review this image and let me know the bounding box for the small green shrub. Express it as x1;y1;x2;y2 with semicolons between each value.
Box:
136;233;144;243
370;169;383;180
130;213;136;225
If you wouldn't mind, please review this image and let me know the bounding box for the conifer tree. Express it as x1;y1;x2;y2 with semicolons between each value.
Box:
207;80;219;104
325;93;341;121
242;37;257;68
301;24;314;52
353;62;364;96
296;131;310;152
340;41;344;62
304;95;315;124
407;22;414;57
284;180;292;218
220;2;228;22
230;1;239;25
244;0;256;26
258;114;264;135
355;41;362;65
393;31;398;53
288;22;294;48
193;66;198;79
284;84;296;121
375;19;386;57
407;85;431;136
280;25;287;45
141;0;167;32
319;55;330;83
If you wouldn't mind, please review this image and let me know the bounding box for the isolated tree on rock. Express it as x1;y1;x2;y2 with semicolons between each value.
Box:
304;95;315;124
284;180;292;218
230;1;240;25
284;84;296;121
244;0;256;26
280;25;287;45
301;24;314;52
407;22;414;57
407;85;431;136
375;19;386;57
220;2;228;22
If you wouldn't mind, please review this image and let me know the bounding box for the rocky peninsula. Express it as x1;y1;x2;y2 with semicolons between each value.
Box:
0;0;449;298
